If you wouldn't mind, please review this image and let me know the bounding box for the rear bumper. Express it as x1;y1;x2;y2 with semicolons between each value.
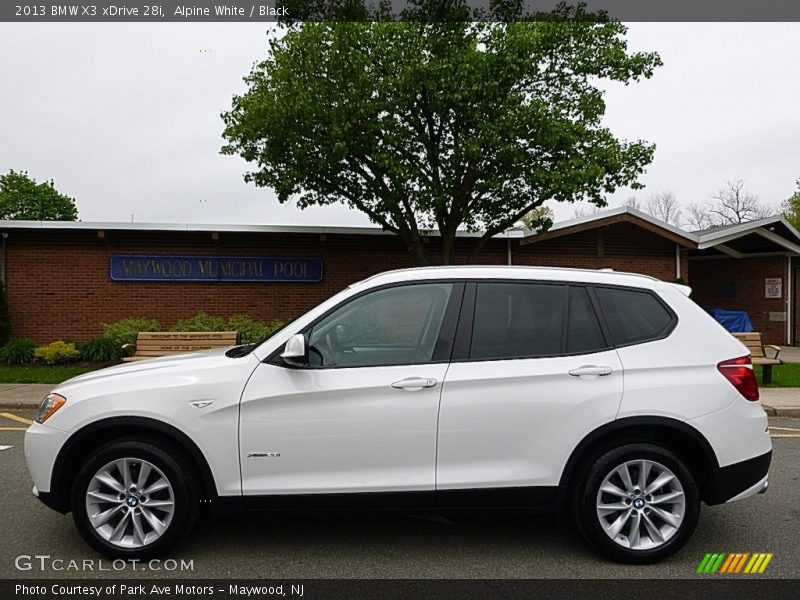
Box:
708;450;771;505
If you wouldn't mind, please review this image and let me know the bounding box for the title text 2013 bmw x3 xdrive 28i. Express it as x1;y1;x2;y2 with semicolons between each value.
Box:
24;267;771;563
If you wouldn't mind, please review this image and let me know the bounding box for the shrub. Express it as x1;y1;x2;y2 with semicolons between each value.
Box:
0;281;10;345
102;317;160;347
0;338;37;365
78;337;122;363
33;341;81;365
172;311;228;333
168;312;285;344
264;319;286;339
227;315;284;344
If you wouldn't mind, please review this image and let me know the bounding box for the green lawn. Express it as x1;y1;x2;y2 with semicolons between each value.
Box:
755;363;800;388
0;365;92;384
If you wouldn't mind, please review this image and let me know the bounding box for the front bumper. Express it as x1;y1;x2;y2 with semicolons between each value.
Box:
24;421;71;510
708;450;771;505
31;485;66;513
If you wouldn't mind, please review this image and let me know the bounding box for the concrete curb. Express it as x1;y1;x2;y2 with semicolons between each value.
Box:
0;400;40;410
762;405;800;418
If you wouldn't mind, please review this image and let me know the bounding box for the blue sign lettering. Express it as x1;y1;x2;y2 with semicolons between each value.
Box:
110;255;323;282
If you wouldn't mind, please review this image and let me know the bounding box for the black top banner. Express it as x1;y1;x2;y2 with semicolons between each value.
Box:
3;0;800;23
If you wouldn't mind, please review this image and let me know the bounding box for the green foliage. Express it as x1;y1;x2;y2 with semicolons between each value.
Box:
172;311;229;333
521;206;554;231
171;312;284;343
77;338;123;363
102;317;161;347
227;314;284;343
33;341;80;365
0;170;79;221
0;281;10;345
782;178;800;231
100;313;282;348
0;338;37;365
221;11;661;265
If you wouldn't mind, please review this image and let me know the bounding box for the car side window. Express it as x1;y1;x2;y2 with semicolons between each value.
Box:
594;286;675;346
470;282;565;360
306;283;454;368
566;286;607;354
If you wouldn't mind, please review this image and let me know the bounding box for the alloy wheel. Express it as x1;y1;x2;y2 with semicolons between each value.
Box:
595;459;685;550
85;457;175;548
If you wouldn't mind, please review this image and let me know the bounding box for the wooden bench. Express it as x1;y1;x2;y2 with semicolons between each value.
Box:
122;331;241;362
732;332;782;384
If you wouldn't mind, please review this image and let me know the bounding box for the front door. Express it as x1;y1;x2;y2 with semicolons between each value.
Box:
239;281;462;500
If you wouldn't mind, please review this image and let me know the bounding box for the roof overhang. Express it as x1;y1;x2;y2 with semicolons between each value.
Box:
520;207;697;248
694;215;800;257
0;220;526;239
3;209;799;256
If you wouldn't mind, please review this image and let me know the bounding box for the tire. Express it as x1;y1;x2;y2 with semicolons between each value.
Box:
71;439;199;559
574;443;700;564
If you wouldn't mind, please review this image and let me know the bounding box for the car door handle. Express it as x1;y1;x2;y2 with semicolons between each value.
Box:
568;365;613;377
391;377;438;391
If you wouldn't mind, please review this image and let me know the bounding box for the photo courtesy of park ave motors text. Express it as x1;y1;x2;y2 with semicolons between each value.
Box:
1;0;800;594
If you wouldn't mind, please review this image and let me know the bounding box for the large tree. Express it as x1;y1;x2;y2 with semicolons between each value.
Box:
0;170;79;221
222;10;661;264
782;178;800;230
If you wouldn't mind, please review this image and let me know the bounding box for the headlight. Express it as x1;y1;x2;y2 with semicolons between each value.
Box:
35;393;66;424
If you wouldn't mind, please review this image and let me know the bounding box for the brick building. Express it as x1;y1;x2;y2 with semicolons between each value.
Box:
689;217;800;346
1;207;798;345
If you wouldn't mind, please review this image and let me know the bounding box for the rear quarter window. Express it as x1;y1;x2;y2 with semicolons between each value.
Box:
594;286;676;346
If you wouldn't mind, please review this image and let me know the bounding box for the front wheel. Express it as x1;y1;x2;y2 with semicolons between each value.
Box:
575;443;700;564
71;439;199;559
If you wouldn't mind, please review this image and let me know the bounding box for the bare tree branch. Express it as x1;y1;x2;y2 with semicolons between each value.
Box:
644;191;682;227
708;179;772;224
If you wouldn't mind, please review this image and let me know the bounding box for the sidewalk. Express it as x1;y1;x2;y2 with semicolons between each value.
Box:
760;388;800;418
1;382;798;416
0;384;54;410
778;346;800;364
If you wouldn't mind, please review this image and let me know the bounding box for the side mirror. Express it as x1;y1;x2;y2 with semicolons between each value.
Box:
280;333;307;367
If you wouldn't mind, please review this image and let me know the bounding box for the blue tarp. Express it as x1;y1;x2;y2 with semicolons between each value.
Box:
710;308;753;333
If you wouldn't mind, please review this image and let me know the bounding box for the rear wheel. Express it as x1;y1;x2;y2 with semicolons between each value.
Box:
575;443;700;563
71;439;198;559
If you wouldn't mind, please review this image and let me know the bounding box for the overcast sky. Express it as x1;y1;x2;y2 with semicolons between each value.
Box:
0;22;798;227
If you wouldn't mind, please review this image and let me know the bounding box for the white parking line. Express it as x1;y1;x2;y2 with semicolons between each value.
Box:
0;445;12;451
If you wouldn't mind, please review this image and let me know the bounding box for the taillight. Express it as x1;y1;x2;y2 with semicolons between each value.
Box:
717;356;759;401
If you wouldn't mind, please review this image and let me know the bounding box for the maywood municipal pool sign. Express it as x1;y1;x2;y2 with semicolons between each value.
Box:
110;255;323;282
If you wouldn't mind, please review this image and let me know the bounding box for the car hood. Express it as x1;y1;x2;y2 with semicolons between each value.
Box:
55;347;245;391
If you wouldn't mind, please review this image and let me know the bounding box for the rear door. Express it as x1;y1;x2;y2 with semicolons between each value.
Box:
436;281;624;501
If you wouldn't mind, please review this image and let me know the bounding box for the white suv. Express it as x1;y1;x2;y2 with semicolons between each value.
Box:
24;266;771;563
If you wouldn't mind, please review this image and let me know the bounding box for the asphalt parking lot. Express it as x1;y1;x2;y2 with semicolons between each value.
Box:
0;410;798;580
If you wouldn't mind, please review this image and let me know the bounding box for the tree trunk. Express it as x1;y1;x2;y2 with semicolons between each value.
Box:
465;234;492;264
408;236;432;266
